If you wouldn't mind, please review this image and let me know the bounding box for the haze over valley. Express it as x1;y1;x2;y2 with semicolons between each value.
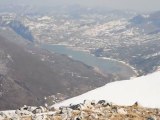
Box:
0;1;160;119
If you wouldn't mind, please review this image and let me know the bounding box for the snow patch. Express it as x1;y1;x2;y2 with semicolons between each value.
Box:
53;71;160;108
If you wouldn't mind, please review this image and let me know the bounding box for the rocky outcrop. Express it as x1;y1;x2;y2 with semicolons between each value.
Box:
1;100;160;120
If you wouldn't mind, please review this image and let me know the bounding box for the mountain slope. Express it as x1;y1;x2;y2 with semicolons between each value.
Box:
0;33;113;110
53;71;160;108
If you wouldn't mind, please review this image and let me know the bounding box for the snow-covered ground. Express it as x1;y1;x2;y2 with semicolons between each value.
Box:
53;71;160;108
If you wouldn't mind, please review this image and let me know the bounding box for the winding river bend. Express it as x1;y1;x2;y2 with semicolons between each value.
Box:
42;44;136;79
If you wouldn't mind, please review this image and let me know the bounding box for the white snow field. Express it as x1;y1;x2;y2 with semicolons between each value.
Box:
53;71;160;108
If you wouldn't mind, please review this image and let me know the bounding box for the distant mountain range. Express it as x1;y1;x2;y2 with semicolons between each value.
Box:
130;11;160;34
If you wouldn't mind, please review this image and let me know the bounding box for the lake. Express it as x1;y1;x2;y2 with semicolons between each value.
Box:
42;44;136;79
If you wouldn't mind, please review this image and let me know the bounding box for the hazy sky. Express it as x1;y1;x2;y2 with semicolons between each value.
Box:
0;0;160;12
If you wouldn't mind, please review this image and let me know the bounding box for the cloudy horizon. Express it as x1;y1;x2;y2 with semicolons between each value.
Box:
0;0;160;12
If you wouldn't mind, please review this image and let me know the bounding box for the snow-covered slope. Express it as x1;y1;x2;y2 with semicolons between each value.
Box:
53;71;160;108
